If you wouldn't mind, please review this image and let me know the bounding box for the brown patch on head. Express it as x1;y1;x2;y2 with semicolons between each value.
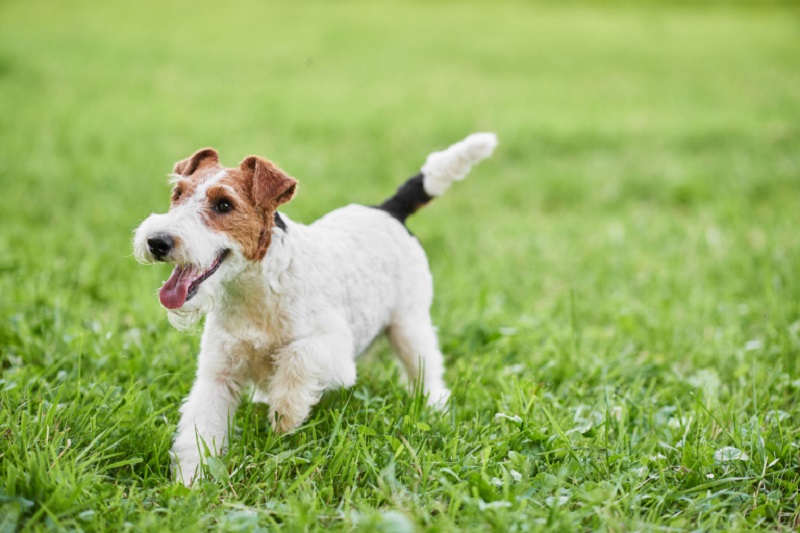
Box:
173;148;219;177
201;155;298;261
169;148;223;207
240;156;297;209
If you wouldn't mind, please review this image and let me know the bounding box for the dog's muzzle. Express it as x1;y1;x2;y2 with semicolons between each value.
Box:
147;234;174;261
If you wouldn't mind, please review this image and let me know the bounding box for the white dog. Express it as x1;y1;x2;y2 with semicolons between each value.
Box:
133;133;497;485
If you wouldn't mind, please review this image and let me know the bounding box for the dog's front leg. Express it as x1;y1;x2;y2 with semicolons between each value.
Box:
267;329;356;434
171;346;241;486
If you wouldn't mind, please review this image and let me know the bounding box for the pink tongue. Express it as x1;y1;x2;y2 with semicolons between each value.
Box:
159;265;196;309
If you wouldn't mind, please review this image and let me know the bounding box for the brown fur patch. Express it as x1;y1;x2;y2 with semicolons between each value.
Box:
231;156;297;260
203;178;265;261
173;148;219;176
167;148;298;261
202;158;297;261
240;156;298;210
170;179;194;205
170;149;225;207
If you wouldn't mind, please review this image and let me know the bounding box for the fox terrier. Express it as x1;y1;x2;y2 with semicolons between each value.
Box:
133;132;498;485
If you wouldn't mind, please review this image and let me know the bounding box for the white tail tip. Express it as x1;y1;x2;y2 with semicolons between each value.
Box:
421;132;498;197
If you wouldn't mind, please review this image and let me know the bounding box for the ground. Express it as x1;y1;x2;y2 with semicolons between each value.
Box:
1;0;799;530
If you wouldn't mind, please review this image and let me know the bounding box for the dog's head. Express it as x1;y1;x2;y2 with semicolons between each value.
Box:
133;148;296;328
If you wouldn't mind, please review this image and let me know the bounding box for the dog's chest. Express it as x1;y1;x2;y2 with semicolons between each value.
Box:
216;326;284;386
214;295;291;384
225;333;277;386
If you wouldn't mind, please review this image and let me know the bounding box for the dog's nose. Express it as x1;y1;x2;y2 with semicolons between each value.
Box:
147;234;174;260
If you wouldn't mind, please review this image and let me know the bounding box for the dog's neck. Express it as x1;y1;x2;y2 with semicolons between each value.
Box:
217;213;297;309
261;211;296;280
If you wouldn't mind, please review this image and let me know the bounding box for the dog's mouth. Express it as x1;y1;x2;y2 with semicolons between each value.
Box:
159;250;230;309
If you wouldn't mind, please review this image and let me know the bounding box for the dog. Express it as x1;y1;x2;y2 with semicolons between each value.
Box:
133;132;497;485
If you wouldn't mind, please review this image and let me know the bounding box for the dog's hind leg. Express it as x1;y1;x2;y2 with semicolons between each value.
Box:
389;314;450;409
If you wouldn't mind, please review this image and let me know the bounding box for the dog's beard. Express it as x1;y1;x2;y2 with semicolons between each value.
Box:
167;308;203;331
165;288;217;331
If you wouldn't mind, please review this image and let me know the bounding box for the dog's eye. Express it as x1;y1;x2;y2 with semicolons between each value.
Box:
214;199;233;213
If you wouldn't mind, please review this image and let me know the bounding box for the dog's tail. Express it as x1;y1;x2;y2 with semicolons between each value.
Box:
377;132;498;224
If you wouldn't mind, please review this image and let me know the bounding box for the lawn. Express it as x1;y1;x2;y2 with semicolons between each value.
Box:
1;0;799;530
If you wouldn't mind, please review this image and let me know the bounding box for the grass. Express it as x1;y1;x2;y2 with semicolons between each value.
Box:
1;0;799;530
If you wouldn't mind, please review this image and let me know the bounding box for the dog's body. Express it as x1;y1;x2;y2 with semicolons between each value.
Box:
134;133;497;485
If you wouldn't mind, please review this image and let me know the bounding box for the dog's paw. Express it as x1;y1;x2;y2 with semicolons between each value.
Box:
426;387;451;411
269;408;306;435
171;450;201;487
252;388;270;405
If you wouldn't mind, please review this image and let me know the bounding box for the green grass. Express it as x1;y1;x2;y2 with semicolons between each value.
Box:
1;0;799;530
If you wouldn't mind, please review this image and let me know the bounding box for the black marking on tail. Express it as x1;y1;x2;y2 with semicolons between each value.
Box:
375;173;433;225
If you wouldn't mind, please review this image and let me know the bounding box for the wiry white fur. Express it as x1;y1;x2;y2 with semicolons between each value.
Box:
161;208;450;485
134;171;242;330
133;133;497;486
421;132;498;196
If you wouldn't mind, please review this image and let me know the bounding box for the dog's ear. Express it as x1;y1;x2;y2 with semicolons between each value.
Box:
240;156;297;209
173;148;220;176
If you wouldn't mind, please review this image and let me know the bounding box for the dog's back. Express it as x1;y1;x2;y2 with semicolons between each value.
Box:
287;204;433;353
282;132;499;353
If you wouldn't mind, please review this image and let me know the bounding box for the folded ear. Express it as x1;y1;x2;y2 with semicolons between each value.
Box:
172;148;220;176
240;156;297;209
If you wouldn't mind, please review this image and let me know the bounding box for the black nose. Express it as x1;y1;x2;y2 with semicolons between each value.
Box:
147;234;174;260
